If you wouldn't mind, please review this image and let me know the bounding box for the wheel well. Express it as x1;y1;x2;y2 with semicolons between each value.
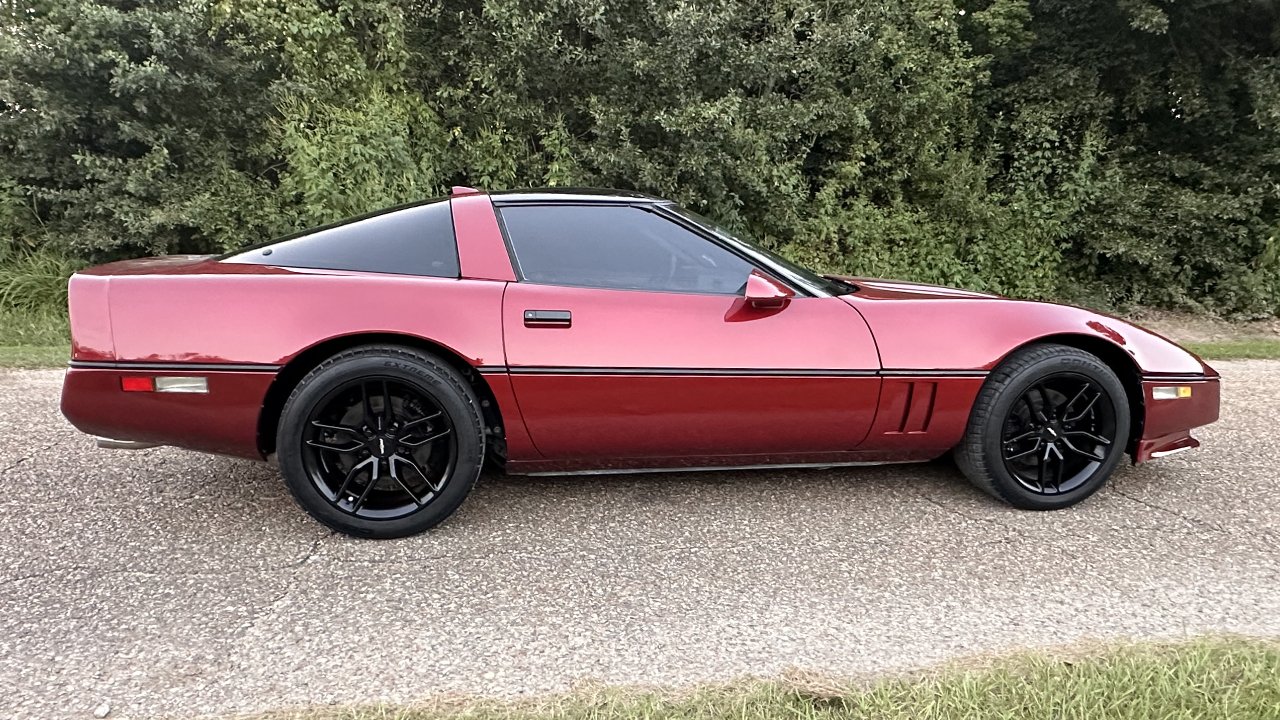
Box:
257;333;506;463
1008;334;1145;454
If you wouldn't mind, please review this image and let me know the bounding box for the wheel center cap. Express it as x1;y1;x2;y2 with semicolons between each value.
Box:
369;436;393;457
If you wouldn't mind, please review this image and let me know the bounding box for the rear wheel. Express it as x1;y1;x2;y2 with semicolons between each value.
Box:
277;346;485;538
955;344;1130;509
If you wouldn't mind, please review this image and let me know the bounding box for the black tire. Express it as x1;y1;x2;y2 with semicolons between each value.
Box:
277;345;485;538
955;344;1130;510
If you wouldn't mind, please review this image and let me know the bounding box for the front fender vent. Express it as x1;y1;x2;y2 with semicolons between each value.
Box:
883;380;937;435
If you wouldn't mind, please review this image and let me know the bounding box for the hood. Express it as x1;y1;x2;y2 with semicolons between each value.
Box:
839;277;1212;376
828;276;1001;301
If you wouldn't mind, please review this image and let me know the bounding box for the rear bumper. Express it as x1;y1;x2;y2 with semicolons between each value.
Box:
1134;375;1220;463
61;367;275;459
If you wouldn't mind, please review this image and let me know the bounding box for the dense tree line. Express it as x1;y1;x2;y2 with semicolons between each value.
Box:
1;0;1278;315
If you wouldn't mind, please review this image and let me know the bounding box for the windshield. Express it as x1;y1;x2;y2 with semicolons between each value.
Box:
664;206;855;296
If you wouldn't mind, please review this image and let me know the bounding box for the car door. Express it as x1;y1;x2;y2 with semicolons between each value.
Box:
498;201;882;461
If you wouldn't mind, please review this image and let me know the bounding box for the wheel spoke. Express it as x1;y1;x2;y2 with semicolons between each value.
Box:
335;456;375;501
1004;429;1038;444
1034;385;1056;421
393;453;445;494
351;459;381;513
1064;429;1112;446
311;421;366;438
1061;383;1090;416
1052;446;1065;492
1005;438;1042;460
1060;437;1106;461
387;456;427;506
1020;396;1040;424
398;411;443;433
382;380;393;430
404;455;441;491
400;427;452;448
361;382;376;431
305;439;363;453
1064;392;1102;424
1035;444;1047;492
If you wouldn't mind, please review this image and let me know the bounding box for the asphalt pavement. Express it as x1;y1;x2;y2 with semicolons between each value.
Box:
1;362;1278;719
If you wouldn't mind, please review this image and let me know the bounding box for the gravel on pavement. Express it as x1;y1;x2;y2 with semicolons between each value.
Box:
1;361;1277;719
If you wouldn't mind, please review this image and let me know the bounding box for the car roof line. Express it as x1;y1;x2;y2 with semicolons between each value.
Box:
489;188;669;206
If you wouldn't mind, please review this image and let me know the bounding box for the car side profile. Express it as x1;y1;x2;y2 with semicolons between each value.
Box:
61;186;1221;538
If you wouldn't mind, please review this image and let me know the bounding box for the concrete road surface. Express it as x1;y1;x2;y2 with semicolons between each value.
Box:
1;362;1278;719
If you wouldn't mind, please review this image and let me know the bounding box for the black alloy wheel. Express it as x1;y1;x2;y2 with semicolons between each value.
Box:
277;345;485;538
302;377;456;519
955;344;1131;510
999;373;1117;496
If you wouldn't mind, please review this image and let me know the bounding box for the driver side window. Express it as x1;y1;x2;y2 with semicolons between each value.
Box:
497;204;754;295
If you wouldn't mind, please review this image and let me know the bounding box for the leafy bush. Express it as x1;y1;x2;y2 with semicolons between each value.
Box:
0;0;1277;316
0;248;81;313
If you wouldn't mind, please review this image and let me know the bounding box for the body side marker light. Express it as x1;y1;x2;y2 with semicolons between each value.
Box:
120;377;208;394
121;377;153;392
1152;386;1192;400
155;377;209;393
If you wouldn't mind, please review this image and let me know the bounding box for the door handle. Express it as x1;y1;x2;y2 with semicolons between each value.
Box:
523;309;572;328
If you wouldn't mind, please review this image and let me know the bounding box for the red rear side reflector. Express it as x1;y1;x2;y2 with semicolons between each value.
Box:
121;377;154;392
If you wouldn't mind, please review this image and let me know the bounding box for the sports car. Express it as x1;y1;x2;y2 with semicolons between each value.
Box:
60;186;1221;538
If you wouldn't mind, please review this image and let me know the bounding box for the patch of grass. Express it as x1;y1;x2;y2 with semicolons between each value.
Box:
244;637;1280;720
1185;340;1280;360
0;345;68;368
0;248;82;312
0;248;77;365
0;304;72;367
0;305;70;347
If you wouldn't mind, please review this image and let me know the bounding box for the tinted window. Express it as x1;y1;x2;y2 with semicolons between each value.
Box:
224;201;459;278
668;206;853;296
499;205;754;294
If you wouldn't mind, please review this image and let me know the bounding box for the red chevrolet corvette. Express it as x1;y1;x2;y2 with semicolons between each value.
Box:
61;186;1220;538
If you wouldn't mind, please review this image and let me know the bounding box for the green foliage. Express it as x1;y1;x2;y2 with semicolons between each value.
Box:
0;0;288;260
0;301;70;346
1;0;1278;315
273;88;449;226
0;248;81;312
973;0;1280;316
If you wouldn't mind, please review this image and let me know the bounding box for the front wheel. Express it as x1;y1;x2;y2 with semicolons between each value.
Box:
955;344;1130;510
277;345;485;538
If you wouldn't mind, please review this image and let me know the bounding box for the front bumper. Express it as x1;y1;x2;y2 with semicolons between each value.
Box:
1133;375;1221;463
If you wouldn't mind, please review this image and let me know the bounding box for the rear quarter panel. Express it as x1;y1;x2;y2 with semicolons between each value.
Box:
67;274;114;361
63;264;508;458
104;265;505;367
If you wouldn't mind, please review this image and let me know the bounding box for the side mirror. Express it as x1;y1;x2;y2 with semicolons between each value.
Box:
744;269;795;309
